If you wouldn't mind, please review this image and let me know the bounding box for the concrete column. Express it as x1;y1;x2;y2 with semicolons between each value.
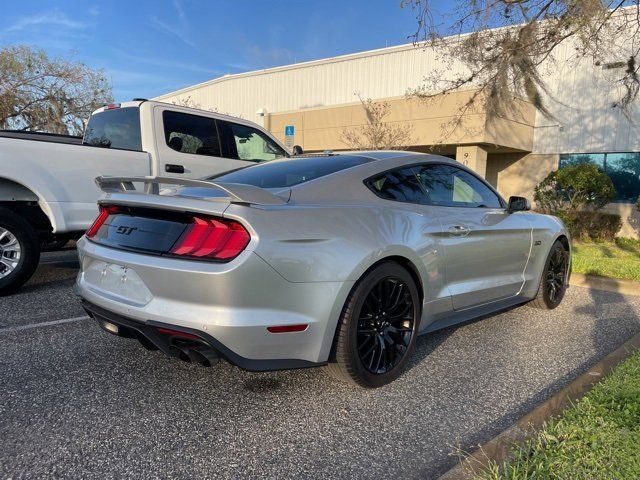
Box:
456;145;488;178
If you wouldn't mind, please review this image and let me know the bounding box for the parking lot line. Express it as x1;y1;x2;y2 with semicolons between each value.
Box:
0;315;90;334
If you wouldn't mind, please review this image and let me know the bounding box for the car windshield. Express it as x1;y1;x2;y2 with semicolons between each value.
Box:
207;155;372;188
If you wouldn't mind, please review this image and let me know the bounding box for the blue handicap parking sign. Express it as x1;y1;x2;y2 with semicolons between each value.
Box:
285;125;295;136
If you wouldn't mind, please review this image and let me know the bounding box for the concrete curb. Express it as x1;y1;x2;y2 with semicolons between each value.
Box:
570;273;640;296
437;331;640;480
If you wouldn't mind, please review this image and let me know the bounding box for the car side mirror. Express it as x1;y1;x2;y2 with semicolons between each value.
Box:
292;145;303;155
507;196;531;213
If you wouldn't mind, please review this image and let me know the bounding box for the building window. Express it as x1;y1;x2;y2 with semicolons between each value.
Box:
559;153;640;203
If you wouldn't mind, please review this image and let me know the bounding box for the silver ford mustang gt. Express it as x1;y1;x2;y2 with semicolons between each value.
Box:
76;151;571;388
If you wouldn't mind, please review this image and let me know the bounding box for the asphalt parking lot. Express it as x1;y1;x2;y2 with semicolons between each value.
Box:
2;249;640;480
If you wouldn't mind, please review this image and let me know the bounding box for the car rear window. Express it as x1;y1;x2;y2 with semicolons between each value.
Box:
208;155;372;188
83;107;142;151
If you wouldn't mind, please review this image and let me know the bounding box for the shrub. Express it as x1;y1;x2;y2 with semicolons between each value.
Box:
534;164;616;213
556;210;622;241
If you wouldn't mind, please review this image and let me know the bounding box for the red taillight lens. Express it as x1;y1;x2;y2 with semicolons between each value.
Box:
170;216;250;261
86;205;120;238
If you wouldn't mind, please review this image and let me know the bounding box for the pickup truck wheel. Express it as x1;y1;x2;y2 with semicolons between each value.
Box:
0;208;40;295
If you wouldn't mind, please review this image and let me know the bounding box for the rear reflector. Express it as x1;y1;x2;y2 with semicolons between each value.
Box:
170;216;250;261
157;327;201;340
86;205;120;238
266;324;309;334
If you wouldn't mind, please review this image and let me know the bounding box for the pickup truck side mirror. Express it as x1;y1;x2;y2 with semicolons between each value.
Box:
507;196;531;213
292;145;303;155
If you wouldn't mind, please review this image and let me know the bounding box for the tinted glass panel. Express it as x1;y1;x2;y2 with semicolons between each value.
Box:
415;164;502;208
367;167;427;204
558;153;605;169
83;107;142;151
163;111;220;157
218;121;286;162
209;155;371;188
559;152;640;202
603;153;640;203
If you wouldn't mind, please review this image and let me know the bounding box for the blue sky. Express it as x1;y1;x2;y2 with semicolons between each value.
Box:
0;0;453;100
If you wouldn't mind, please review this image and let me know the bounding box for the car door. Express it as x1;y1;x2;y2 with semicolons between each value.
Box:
153;107;256;179
414;163;532;310
365;165;454;326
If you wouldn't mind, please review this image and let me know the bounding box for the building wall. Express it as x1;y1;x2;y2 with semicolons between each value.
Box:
155;43;470;126
267;91;535;152
532;36;640;154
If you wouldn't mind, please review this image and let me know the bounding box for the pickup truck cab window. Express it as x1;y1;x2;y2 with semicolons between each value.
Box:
217;120;286;162
83;107;142;151
162;111;221;157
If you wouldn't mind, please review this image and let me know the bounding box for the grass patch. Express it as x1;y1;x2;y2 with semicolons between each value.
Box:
572;238;640;281
481;349;640;479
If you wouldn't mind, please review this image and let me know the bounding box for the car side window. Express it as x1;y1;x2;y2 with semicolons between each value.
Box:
415;164;502;208
162;111;221;157
217;120;286;162
366;167;429;204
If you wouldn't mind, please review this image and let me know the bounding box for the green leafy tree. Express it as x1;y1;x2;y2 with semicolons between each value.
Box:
534;163;616;214
0;45;112;135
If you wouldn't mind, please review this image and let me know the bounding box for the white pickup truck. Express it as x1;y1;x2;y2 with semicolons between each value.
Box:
0;100;293;294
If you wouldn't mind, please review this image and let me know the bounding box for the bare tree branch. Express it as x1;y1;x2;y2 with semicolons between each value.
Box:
340;96;413;150
401;1;640;131
0;45;112;135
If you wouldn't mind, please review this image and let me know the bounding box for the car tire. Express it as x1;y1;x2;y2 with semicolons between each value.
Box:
325;262;421;388
529;240;569;310
0;208;41;296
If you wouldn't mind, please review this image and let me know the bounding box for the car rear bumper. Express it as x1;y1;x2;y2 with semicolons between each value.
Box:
75;237;353;366
81;300;323;371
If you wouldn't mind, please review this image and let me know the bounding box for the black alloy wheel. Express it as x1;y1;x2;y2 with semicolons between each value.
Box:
325;262;420;388
357;277;415;374
530;240;569;310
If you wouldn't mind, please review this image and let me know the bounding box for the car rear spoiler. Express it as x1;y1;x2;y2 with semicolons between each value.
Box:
95;176;288;205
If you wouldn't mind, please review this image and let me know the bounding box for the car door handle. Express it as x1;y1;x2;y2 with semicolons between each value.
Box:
165;164;185;174
448;225;471;237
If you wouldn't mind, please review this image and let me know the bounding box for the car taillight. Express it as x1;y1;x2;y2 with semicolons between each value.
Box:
86;205;120;238
170;216;250;261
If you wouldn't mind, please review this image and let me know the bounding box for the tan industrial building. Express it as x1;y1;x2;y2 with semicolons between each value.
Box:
156;34;640;237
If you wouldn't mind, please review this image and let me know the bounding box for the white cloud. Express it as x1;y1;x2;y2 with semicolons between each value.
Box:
4;11;86;33
149;0;197;49
112;49;222;75
247;45;294;66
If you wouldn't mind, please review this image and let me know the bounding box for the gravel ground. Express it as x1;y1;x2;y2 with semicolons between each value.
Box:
1;250;639;479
